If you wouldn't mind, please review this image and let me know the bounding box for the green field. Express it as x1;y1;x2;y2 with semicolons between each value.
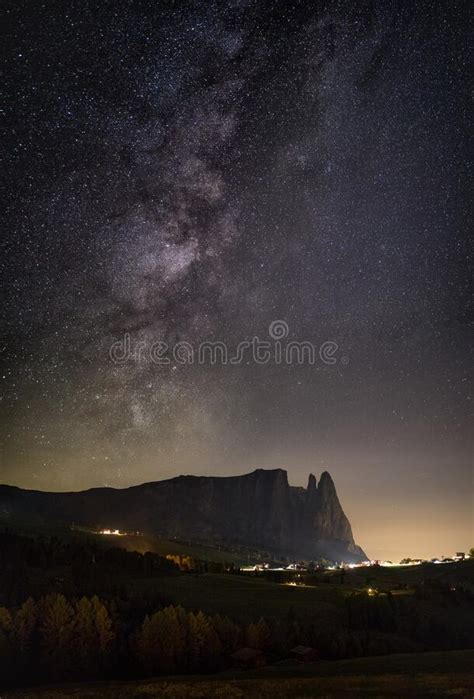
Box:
134;572;352;622
5;649;474;698
104;532;250;566
133;561;474;624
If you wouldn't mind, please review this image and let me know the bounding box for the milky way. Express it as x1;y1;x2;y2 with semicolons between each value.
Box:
2;1;471;559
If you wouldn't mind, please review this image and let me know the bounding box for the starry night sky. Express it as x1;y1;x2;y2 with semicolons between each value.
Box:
2;0;471;560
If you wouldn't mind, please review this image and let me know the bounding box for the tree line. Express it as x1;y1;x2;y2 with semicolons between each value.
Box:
1;586;473;688
0;593;242;684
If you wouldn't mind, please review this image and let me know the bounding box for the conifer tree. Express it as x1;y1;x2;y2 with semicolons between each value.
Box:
0;607;13;681
12;597;38;676
39;594;74;680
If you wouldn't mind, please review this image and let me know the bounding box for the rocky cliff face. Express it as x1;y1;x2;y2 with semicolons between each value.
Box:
0;469;366;562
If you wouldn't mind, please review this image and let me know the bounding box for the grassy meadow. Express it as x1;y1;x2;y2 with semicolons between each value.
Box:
5;649;474;698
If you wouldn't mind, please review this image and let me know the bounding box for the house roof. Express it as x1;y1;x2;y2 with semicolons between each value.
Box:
231;647;263;661
290;645;317;655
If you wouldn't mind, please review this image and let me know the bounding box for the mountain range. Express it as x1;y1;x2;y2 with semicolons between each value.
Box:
0;468;366;562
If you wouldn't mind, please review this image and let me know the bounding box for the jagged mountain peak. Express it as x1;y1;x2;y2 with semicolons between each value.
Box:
307;473;317;492
319;470;335;486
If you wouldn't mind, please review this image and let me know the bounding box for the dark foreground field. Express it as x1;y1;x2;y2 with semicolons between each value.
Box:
5;649;474;698
1;526;473;697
